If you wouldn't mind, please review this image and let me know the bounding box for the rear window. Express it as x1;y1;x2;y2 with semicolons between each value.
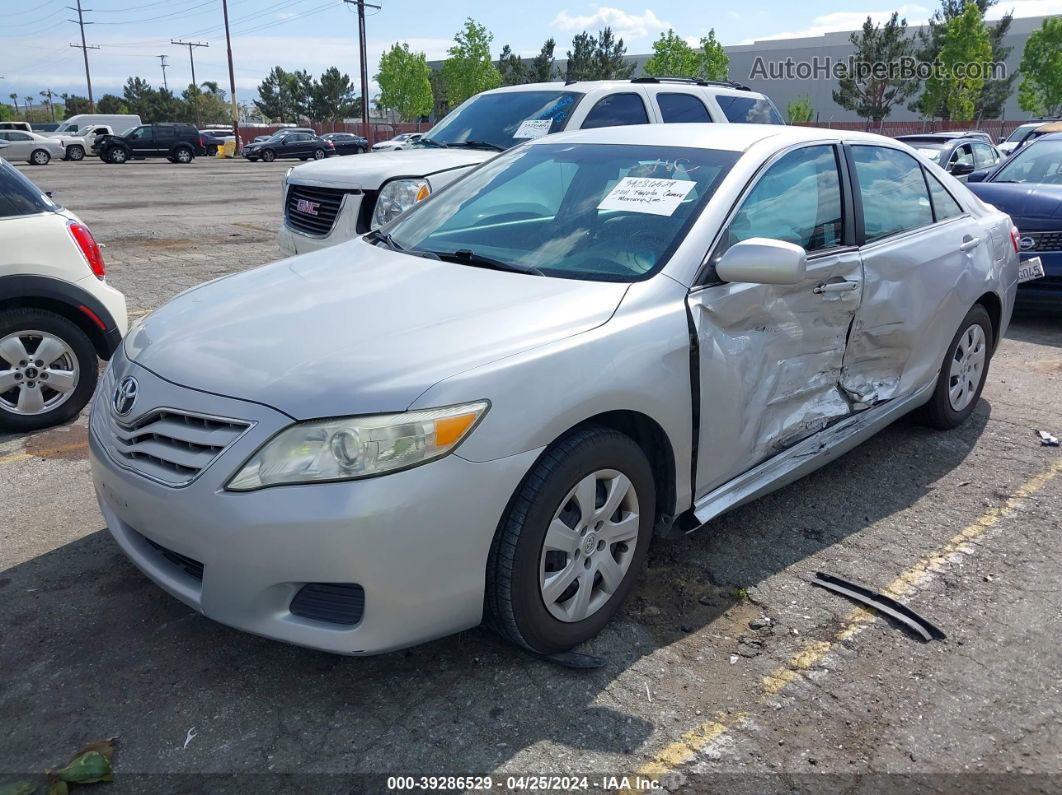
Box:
0;160;57;218
658;93;713;123
582;93;650;129
716;95;785;125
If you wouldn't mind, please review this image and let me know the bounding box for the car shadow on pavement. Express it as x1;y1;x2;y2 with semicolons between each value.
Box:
0;403;990;779
1006;312;1062;348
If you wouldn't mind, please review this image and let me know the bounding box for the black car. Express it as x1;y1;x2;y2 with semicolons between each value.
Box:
243;131;335;162
96;123;207;164
895;133;1003;180
320;132;368;155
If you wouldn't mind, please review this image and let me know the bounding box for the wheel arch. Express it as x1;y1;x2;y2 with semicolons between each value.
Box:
975;291;1003;353
0;275;121;359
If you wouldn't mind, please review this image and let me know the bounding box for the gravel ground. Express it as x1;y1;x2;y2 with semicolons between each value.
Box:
1;157;1060;793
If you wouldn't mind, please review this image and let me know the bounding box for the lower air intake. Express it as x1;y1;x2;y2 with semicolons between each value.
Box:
289;583;365;626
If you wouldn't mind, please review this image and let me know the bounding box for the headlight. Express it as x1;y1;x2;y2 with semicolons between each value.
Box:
226;400;488;491
372;178;430;228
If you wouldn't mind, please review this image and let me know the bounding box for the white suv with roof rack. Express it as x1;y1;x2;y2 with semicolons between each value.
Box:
278;77;784;256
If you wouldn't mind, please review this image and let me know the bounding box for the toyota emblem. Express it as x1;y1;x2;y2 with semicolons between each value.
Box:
113;376;139;416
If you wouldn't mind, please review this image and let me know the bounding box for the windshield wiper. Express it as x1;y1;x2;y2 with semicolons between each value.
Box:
364;229;440;260
449;140;505;152
416;137;447;148
427;248;543;276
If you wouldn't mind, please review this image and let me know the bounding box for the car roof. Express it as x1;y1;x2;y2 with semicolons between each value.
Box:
896;132;986;141
1033;121;1062;134
527;123;893;153
480;79;766;99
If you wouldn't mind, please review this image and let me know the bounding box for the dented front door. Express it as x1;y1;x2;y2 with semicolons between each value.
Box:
689;249;863;497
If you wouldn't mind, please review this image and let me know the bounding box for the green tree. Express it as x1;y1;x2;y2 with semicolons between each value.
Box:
442;18;501;106
122;77;154;119
312;66;359;124
254;66;290;121
979;9;1017;118
1018;16;1062;116
182;83;229;124
61;93;92;117
429;68;449;120
833;13;917;129
565;31;596;81
787;96;815;123
919;3;992;120
376;43;434;120
644;29;702;78
497;44;527;86
7;94;18;118
528;38;556;82
96;94;128;114
699;29;729;80
593;27;634;80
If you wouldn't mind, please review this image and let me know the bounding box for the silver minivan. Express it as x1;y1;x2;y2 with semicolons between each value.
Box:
89;124;1020;656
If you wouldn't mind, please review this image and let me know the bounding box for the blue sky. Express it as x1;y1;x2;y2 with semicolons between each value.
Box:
1;0;1056;104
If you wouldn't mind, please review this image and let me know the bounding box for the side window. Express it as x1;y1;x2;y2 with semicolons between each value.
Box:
973;143;998;169
127;126;151;141
10;132;31;141
852;146;933;241
658;93;712;123
0;161;54;217
715;95;785;124
720;145;844;254
949;144;973;169
581;93;649;129
155;127;176;142
924;169;964;221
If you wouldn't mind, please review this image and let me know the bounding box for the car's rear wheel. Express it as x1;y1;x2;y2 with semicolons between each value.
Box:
30;149;51;166
312;148;325;160
65;145;85;161
0;309;98;433
262;149;275;162
920;303;993;429
108;147;128;164
487;426;654;654
173;146;193;164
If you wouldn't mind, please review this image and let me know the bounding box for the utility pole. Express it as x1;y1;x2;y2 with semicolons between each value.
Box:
221;0;240;150
342;0;380;141
68;0;98;112
156;54;170;90
172;40;208;126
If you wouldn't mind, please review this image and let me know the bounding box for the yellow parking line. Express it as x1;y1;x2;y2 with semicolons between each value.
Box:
0;451;33;466
631;456;1062;785
0;441;88;466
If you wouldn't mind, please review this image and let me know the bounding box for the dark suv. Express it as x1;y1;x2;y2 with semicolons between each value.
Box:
96;123;207;164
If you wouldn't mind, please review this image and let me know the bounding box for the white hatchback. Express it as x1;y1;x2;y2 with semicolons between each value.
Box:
0;158;127;431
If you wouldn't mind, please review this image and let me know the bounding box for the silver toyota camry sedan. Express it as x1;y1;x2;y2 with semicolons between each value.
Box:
89;124;1019;656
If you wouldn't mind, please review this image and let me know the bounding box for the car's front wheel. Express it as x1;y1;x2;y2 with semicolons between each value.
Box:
487;427;655;654
30;149;51;166
108;147;128;164
312;148;326;160
65;145;85;161
0;308;98;433
920;303;993;429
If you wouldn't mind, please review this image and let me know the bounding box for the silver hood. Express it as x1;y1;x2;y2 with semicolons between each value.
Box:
286;147;492;189
125;239;628;419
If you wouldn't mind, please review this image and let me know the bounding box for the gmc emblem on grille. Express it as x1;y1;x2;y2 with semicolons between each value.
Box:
296;199;320;216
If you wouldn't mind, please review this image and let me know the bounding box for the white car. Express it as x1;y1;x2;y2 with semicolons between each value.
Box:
0;130;65;165
279;78;785;257
371;132;422;151
0;121;108;162
0;157;127;431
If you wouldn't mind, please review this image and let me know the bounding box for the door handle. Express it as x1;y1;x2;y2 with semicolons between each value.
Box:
959;237;982;252
814;280;859;294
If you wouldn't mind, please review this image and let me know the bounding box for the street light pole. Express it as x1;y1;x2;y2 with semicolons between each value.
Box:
221;0;240;150
342;0;380;142
172;40;209;127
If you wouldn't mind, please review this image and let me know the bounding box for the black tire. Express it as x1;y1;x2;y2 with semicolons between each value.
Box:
262;149;275;162
486;426;655;654
312;148;325;160
108;147;128;164
30;149;51;166
0;308;98;433
357;146;366;154
919;303;993;430
65;145;85;161
173;146;193;164
248;157;259;162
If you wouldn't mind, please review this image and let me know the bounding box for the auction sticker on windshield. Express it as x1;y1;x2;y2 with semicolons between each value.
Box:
1018;256;1045;283
598;177;696;216
514;119;553;139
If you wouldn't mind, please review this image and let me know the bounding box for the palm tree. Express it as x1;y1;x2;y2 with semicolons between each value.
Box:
24;96;32;118
8;93;19;117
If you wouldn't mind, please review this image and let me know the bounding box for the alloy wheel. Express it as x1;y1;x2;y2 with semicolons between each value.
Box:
0;331;79;416
538;468;640;623
947;323;986;412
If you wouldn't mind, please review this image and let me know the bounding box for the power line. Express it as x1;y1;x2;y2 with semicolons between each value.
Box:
342;0;378;133
68;0;98;111
173;39;208;125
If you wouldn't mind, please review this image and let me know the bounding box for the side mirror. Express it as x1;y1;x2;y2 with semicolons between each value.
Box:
998;136;1006;144
715;238;807;285
966;168;990;183
949;161;975;176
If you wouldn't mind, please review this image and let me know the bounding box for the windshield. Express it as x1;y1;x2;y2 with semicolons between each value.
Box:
1006;124;1039;143
416;90;582;151
993;139;1062;184
384;143;739;282
55;122;78;133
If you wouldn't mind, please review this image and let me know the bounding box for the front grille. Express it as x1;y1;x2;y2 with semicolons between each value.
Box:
1020;230;1062;252
142;534;204;581
109;409;251;487
290;583;365;625
285;184;360;237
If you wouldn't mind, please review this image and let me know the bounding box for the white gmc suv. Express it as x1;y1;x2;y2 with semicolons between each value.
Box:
278;77;784;256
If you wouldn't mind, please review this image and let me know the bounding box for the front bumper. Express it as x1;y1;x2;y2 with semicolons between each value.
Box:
1016;251;1062;310
89;357;540;654
278;183;367;257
